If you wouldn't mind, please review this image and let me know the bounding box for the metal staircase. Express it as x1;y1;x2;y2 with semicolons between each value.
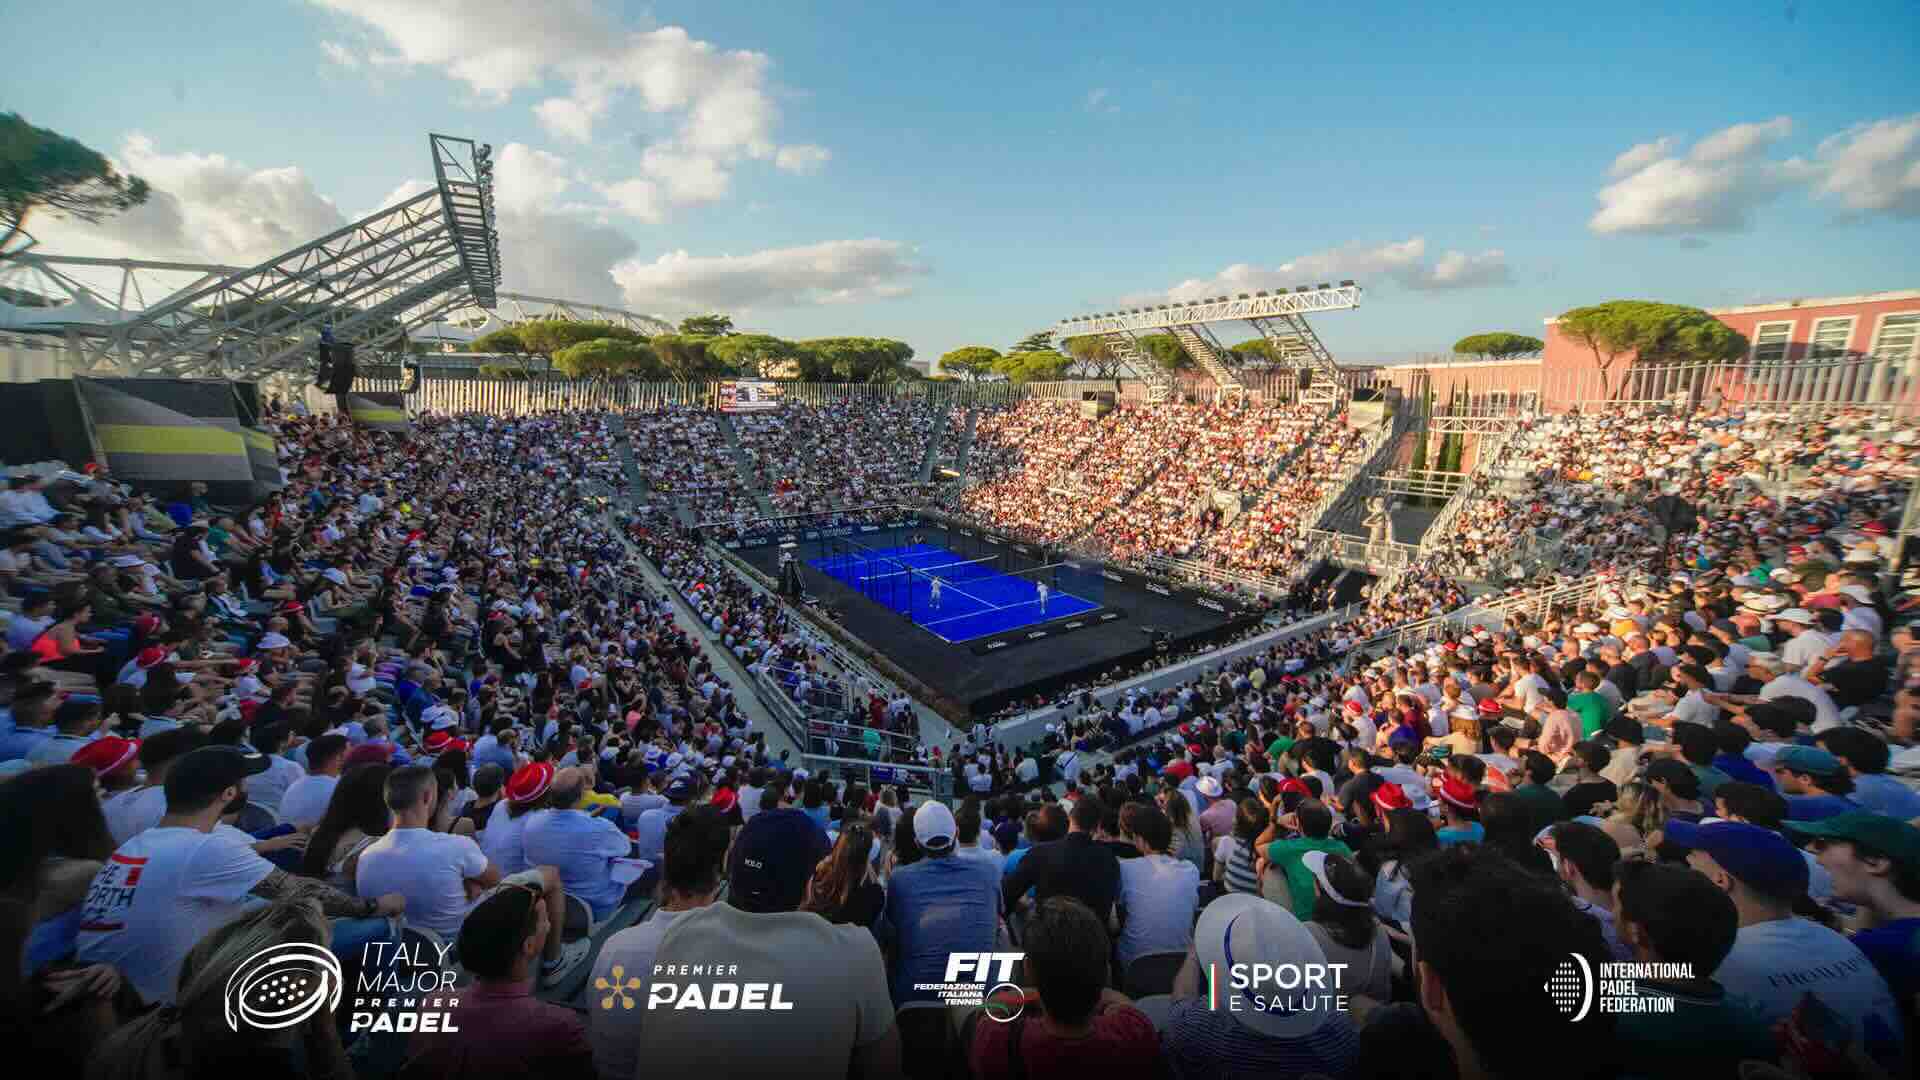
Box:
1169;323;1245;391
1248;313;1341;408
1101;333;1171;397
715;413;776;516
918;399;951;482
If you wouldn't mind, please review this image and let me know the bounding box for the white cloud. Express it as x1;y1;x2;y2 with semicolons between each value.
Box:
493;143;574;215
315;2;826;222
611;239;926;312
1608;135;1675;178
597;179;663;224
1131;236;1509;303
1812;114;1920;218
1590;117;1802;235
1084;87;1114;112
30;134;347;265
319;40;361;69
774;145;831;175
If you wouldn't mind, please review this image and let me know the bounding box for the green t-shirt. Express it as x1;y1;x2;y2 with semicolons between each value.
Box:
1265;835;1352;918
1266;737;1295;760
1567;691;1611;738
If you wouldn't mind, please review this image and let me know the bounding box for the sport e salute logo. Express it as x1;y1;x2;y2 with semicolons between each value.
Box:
224;943;344;1032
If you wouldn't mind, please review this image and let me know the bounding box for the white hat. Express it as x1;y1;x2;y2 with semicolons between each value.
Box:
347;674;376;696
1196;775;1223;798
1192;893;1337;1037
257;632;292;650
1774;608;1815;625
1837;584;1875;604
1300;850;1370;909
423;705;459;731
913;801;958;852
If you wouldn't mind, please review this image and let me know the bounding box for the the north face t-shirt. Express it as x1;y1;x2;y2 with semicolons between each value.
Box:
76;826;274;1002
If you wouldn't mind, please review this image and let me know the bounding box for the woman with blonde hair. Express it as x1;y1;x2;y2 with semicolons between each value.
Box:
801;819;885;931
1598;780;1662;853
87;899;350;1080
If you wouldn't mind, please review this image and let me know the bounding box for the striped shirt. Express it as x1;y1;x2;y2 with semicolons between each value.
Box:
1223;840;1261;895
1161;997;1360;1079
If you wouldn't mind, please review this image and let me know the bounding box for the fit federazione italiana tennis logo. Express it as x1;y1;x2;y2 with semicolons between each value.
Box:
225;942;344;1031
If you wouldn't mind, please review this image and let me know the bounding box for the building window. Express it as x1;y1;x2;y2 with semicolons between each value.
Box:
1806;317;1854;363
1749;321;1794;365
1870;313;1920;373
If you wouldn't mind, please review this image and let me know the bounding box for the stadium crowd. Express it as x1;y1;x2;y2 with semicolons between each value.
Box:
734;400;945;515
1;390;1917;1080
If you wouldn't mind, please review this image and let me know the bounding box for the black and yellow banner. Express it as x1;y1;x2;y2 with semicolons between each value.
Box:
75;378;259;503
346;391;411;433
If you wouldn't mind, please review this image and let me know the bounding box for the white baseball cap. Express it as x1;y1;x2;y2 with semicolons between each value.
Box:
913;800;958;852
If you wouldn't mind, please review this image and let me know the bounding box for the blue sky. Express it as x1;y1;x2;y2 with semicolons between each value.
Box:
8;0;1919;365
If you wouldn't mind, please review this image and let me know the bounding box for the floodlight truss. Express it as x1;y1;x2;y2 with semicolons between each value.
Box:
0;134;499;381
1056;282;1359;401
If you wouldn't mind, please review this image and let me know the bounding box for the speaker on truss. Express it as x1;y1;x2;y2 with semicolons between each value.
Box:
324;343;358;395
1297;367;1313;390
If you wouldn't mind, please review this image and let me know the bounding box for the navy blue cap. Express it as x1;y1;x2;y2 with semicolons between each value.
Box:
1664;820;1809;897
727;808;830;914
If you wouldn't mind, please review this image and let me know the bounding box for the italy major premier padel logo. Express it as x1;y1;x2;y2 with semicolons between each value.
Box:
1544;952;1595;1022
225;942;345;1032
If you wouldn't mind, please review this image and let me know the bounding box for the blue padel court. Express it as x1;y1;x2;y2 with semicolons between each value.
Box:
809;542;1099;642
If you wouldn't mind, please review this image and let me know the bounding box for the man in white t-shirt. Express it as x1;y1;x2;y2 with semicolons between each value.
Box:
278;733;349;828
1115;803;1200;968
357;765;503;939
77;746;404;1002
586;805;730;1080
1668;820;1905;1074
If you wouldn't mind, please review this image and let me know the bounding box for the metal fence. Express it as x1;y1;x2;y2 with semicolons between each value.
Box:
320;371;1024;416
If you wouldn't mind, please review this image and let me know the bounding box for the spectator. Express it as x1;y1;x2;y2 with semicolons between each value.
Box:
355;765;508;943
638;795;900;1079
801;819;886;930
520;766;634;920
968;896;1161;1079
1255;799;1353;919
1608;854;1776;1074
279;733;348;829
1161;893;1361;1077
1785;812;1920;1015
1299;850;1394;1001
1003;795;1121;925
77;746;403;1002
588;806;731;1080
885;800;1003;1003
1667;819;1905;1072
400;877;594;1079
1114;802;1199;969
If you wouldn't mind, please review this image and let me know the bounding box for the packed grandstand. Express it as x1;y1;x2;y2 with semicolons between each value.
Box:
2;379;1918;1080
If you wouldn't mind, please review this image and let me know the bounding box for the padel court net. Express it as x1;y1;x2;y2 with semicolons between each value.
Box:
810;538;1102;642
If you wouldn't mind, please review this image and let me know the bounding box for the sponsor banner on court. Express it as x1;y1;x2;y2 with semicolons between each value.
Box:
967;607;1125;655
716;380;785;412
725;518;919;552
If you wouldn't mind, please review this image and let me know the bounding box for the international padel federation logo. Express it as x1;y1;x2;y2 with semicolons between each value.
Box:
225;942;344;1032
1544;952;1594;1022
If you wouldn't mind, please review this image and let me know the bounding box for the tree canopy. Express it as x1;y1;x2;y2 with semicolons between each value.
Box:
709;333;803;379
651;334;734;381
1558;301;1748;399
1009;330;1056;355
1062;335;1132;379
938;345;1002;382
993;350;1073;383
551;336;662;379
794;337;918;382
0;113;150;256
514;319;648;357
1452;332;1544;361
1229;338;1283;366
468;327;527;354
679;313;735;337
1135;333;1194;372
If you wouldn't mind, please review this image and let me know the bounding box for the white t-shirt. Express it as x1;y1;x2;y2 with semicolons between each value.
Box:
103;785;168;845
1115;852;1200;968
1715;917;1902;1058
355;827;489;938
1759;675;1842;731
249;756;307;815
636;903;894;1078
586;906;697;1080
75;826;274;1003
1780;630;1833;672
279;773;340;828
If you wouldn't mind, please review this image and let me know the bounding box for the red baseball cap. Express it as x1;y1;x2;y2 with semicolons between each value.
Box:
506;761;555;804
1477;698;1504;716
71;736;140;778
1371;782;1413;814
135;646;167;670
1438;775;1480;810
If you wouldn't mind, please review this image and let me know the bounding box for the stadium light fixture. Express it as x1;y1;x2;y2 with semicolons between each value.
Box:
1317;282;1332;290
1255;291;1269;297
1339;279;1355;287
1237;293;1250;300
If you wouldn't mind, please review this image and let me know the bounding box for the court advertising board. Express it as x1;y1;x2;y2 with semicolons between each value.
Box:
717;380;785;412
